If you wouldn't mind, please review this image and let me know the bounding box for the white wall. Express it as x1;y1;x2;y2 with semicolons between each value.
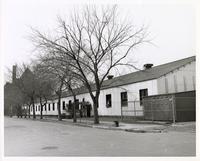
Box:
30;99;59;116
97;79;158;116
157;61;195;94
30;79;158;116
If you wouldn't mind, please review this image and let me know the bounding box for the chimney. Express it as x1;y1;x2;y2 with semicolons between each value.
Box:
143;63;153;70
107;75;114;80
12;65;17;83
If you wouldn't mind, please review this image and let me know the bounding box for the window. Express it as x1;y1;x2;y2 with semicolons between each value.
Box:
35;106;37;111
31;106;32;112
52;103;55;111
38;105;40;111
62;101;65;110
139;89;148;105
75;99;79;110
121;92;128;106
48;103;51;111
106;94;112;108
44;104;47;111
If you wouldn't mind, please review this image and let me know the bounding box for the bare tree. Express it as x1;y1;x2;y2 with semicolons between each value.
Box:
30;5;148;124
16;65;38;119
34;55;70;121
63;72;83;123
22;94;32;118
34;66;54;119
35;53;83;122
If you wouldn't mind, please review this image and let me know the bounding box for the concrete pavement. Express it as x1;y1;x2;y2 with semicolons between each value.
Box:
4;117;196;156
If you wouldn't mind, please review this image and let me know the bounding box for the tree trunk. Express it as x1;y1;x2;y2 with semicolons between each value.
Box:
73;95;77;123
40;105;43;119
40;98;43;119
93;93;99;124
57;95;62;121
32;97;36;119
28;105;31;118
93;102;99;124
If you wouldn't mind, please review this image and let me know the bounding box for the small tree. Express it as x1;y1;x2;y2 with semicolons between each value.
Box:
22;94;32;118
33;64;54;119
63;72;83;123
16;65;38;119
33;57;68;121
35;54;83;122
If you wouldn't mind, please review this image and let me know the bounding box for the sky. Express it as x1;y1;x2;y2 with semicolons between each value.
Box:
1;0;196;81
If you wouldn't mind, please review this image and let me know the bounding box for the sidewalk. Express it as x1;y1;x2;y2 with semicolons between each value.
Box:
44;117;170;133
11;116;195;133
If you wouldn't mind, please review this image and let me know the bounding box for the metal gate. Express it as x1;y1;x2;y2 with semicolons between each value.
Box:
121;101;143;120
143;97;174;122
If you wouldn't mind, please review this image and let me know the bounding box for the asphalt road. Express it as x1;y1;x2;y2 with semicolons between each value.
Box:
4;117;196;156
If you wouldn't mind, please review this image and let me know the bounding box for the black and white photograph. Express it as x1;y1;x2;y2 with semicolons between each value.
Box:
0;0;199;160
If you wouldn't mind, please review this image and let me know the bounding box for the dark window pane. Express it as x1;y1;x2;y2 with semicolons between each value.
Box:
53;103;55;111
75;99;79;110
62;101;65;110
121;92;128;106
139;89;148;105
106;94;112;108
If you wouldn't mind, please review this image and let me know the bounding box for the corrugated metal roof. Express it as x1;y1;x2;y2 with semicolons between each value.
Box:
61;56;195;98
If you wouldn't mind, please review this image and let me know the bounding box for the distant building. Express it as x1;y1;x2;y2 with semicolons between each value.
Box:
29;56;195;118
4;66;34;117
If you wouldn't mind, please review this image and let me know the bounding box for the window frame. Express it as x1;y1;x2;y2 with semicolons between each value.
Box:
106;94;112;108
139;88;148;105
121;92;128;107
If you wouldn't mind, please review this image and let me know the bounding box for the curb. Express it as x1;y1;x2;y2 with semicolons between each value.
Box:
8;117;165;133
125;129;162;133
75;122;164;133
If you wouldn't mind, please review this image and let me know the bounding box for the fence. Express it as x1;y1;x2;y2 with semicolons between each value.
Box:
143;97;174;122
121;101;143;120
121;96;195;122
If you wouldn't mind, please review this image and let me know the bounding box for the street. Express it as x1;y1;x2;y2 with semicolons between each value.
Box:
4;117;195;156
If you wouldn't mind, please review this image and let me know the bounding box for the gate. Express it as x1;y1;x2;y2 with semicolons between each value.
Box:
143;97;174;122
121;101;144;120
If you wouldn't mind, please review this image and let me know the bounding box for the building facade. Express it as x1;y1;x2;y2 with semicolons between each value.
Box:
29;56;196;117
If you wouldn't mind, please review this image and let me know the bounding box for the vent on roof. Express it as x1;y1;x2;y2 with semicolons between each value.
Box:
107;75;114;80
143;64;153;70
